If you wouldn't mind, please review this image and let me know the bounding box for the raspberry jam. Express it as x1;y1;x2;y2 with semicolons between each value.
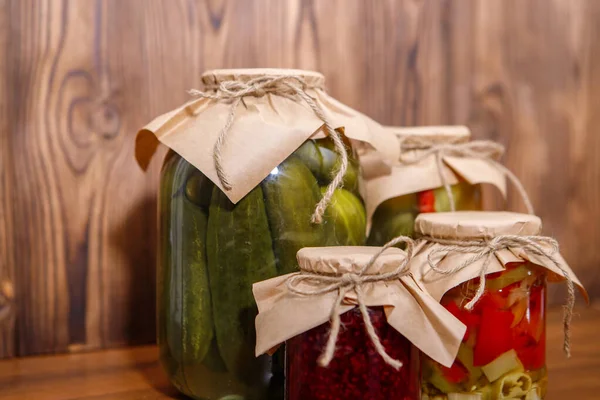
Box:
286;307;419;400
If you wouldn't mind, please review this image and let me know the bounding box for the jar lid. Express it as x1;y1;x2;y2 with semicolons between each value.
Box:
202;68;325;89
387;125;471;148
296;246;406;275
414;211;542;240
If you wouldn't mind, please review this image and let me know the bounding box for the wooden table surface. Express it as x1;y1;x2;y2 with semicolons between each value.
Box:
0;305;598;400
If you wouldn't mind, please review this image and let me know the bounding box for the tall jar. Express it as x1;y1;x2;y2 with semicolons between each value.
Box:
252;246;468;400
136;69;399;400
363;126;507;245
409;212;586;400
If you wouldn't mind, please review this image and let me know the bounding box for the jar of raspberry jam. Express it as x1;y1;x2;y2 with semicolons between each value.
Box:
252;246;468;400
410;212;586;400
286;306;420;400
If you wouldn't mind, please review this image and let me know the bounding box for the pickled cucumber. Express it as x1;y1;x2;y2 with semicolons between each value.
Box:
177;192;213;365
185;169;214;210
433;182;482;212
367;193;418;245
158;152;181;377
206;185;278;380
262;157;328;275
293;139;360;195
321;187;366;246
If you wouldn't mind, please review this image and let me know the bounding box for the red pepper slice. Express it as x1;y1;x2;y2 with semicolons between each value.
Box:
515;333;545;370
440;361;469;384
444;301;481;342
473;305;514;366
418;190;436;213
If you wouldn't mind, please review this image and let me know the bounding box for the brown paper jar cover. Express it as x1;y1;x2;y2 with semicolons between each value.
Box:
253;246;466;368
410;211;587;302
365;126;493;248
135;68;399;203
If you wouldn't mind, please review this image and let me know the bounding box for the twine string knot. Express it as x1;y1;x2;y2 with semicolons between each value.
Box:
422;234;575;356
189;74;347;224
286;236;416;369
398;138;534;214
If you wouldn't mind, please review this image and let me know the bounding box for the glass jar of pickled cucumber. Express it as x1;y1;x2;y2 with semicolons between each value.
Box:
158;137;365;400
365;126;490;245
410;212;585;400
138;68;400;400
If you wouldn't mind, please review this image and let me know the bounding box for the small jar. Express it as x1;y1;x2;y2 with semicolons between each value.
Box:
410;212;585;400
364;126;498;245
422;263;547;400
253;246;467;400
286;307;420;400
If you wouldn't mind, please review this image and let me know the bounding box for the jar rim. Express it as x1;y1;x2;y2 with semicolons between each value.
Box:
386;125;471;147
415;211;542;239
201;68;325;89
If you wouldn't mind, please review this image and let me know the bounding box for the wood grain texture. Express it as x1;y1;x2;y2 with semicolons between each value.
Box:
0;0;599;357
0;305;597;399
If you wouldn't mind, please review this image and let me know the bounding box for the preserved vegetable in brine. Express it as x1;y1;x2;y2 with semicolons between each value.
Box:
363;126;511;246
157;140;366;399
410;212;587;400
421;262;548;400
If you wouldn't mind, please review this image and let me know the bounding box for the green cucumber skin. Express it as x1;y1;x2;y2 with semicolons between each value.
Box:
367;208;416;246
177;193;214;365
293;139;360;196
262;156;328;275
433;182;483;212
158;153;182;377
321;188;366;246
206;185;278;379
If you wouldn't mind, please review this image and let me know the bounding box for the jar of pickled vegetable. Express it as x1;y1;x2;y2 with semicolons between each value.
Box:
409;212;586;400
136;69;399;400
363;126;510;245
253;246;468;400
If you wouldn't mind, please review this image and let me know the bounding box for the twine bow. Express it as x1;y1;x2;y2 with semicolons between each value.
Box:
422;234;575;356
189;75;348;224
398;138;534;215
286;236;415;369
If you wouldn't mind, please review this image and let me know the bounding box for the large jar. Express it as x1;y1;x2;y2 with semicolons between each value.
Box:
137;69;398;400
158;139;364;399
363;126;508;245
252;246;467;400
409;212;586;400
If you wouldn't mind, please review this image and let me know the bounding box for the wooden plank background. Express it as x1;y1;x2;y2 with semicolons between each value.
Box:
0;0;598;358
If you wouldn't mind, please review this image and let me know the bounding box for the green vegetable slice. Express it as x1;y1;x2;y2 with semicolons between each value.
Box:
457;345;483;387
492;371;532;398
486;265;533;291
448;393;483;400
481;349;524;383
